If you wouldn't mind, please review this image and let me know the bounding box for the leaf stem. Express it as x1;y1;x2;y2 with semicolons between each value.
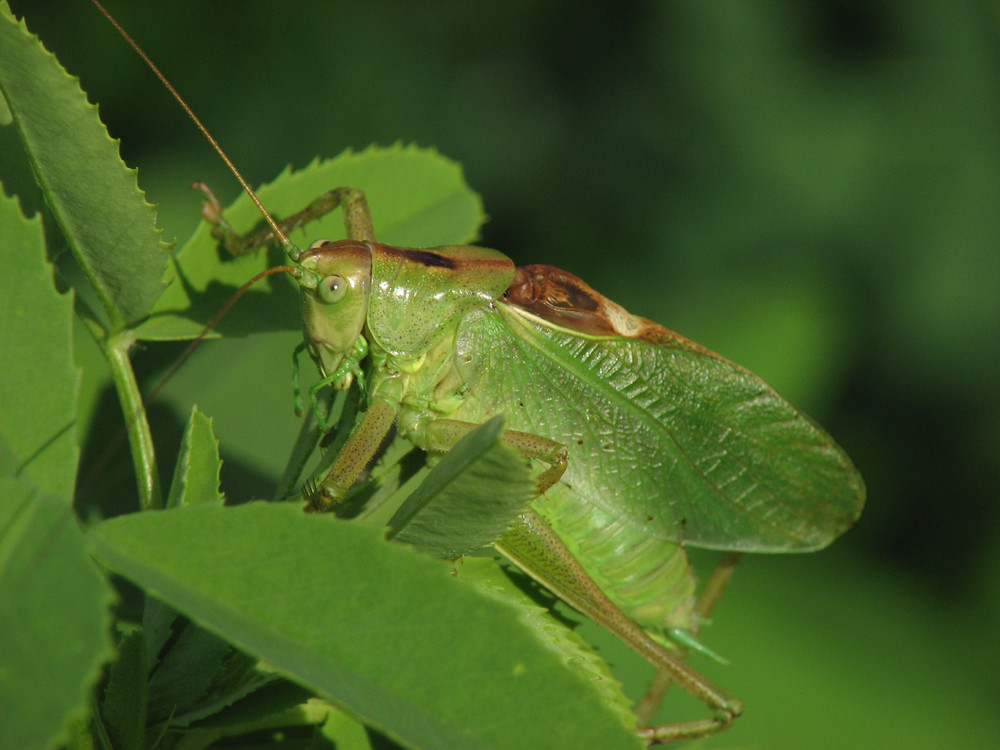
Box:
104;331;161;511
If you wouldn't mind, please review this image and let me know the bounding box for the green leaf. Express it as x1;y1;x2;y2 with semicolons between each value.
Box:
88;502;641;750
180;674;311;730
321;707;375;750
0;5;170;329
135;144;486;341
456;556;635;729
387;416;535;559
166;406;225;508
145;618;240;725
100;626;147;750
0;477;114;750
0;188;78;500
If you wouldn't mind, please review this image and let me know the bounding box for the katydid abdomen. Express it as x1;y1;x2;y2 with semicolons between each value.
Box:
533;483;698;634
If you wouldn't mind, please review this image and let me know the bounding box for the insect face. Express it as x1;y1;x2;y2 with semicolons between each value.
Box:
298;239;372;381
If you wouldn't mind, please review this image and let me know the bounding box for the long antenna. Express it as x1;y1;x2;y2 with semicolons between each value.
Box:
79;1;306;498
90;0;296;257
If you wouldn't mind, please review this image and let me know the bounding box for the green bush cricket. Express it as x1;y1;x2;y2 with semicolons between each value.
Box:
88;0;866;742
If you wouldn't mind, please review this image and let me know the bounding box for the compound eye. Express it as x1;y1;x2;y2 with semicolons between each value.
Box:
318;274;348;304
308;238;332;251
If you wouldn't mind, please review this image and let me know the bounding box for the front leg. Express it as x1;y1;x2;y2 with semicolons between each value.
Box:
302;398;397;512
195;183;375;257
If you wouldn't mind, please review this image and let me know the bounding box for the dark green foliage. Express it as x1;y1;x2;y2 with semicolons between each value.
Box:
3;2;998;748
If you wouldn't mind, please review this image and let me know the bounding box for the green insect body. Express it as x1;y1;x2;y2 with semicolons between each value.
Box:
294;225;863;640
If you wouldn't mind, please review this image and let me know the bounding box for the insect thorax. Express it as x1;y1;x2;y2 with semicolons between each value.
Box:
368;327;471;449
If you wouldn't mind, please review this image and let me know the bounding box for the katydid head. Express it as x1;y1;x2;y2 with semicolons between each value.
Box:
297;239;373;384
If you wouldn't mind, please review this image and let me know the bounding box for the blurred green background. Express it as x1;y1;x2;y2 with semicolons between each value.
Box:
10;1;1000;747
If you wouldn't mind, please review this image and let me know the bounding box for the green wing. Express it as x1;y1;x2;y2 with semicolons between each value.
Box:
453;304;865;552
